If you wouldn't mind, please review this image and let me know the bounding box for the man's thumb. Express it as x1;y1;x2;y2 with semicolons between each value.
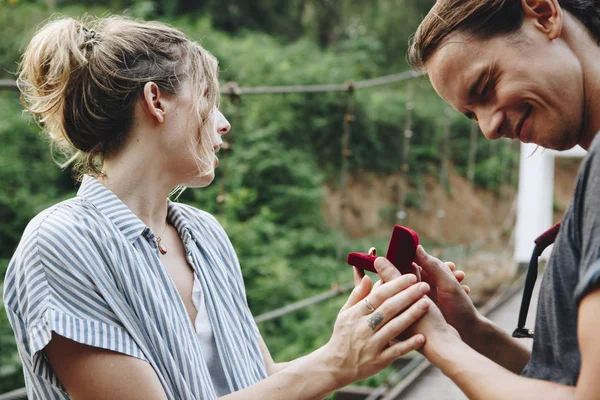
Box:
414;245;448;284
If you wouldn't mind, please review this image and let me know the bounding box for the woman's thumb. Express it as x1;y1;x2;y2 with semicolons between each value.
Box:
341;275;371;312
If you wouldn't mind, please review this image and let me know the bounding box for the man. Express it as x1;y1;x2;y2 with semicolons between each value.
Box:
388;0;600;398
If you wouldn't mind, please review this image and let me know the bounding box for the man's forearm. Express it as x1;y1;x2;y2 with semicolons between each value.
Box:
425;335;572;400
462;315;531;374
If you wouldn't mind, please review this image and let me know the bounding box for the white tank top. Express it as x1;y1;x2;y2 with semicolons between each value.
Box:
192;273;230;396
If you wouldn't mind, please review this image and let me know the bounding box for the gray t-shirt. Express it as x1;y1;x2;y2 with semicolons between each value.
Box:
521;134;600;384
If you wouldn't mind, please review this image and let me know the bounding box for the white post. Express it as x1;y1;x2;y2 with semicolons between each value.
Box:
551;146;587;159
514;143;555;264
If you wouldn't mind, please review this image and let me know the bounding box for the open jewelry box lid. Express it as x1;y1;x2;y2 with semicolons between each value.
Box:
346;225;419;275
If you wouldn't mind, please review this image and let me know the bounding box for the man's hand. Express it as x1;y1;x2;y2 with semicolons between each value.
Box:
412;245;482;343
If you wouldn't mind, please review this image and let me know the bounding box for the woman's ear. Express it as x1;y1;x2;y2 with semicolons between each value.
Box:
521;0;563;40
142;82;165;124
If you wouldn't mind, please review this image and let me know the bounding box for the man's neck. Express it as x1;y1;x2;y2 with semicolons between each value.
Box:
564;13;600;150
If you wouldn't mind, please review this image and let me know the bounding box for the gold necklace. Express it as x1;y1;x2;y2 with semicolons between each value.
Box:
156;222;168;255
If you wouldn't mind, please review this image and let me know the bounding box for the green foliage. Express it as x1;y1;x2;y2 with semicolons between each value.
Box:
0;93;76;258
467;139;519;190
0;1;519;393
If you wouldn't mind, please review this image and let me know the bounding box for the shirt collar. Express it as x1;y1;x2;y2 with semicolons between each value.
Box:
167;199;195;241
77;175;148;243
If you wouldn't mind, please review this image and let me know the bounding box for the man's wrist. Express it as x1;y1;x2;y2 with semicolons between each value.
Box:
423;330;469;373
457;312;494;349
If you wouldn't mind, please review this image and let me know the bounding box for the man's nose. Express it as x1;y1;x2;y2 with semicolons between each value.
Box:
477;108;505;140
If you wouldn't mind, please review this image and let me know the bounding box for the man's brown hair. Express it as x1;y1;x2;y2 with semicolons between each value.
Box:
408;0;600;71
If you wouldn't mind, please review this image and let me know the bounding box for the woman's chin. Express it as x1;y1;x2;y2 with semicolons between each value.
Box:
183;172;216;188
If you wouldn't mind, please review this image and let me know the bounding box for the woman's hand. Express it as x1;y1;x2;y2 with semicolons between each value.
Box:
324;259;431;387
412;246;483;345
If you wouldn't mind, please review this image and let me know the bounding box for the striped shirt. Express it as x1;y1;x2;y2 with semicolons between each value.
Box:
3;175;267;399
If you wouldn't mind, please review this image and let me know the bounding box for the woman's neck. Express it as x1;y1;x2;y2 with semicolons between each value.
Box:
99;150;174;233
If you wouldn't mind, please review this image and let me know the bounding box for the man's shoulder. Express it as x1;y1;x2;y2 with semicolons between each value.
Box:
571;134;600;192
589;133;600;154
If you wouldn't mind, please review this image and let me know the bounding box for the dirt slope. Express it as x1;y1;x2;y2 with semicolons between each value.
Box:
323;161;580;246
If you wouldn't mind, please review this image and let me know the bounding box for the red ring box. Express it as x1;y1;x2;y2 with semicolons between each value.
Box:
346;225;419;275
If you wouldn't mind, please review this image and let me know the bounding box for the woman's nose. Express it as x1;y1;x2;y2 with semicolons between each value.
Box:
216;110;231;136
218;119;231;136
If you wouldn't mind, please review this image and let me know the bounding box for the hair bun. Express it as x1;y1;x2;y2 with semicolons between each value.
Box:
80;26;102;49
18;15;220;179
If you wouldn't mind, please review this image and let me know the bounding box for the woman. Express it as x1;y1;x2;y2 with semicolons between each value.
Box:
3;16;436;399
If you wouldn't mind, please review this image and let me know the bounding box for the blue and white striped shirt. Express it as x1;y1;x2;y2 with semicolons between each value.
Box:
3;175;267;399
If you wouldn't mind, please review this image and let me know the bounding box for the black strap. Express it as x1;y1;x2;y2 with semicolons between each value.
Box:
512;222;561;339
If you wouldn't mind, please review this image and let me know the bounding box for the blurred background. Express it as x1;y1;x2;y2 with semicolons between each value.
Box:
0;0;579;398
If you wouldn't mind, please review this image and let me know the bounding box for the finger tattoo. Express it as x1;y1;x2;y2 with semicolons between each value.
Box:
367;311;384;331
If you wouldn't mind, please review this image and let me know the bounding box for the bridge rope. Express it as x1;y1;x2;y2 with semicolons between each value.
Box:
0;71;424;94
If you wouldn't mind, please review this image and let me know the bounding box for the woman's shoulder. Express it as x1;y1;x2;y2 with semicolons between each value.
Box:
172;202;225;234
171;202;237;256
8;196;109;278
4;197;102;312
20;196;101;246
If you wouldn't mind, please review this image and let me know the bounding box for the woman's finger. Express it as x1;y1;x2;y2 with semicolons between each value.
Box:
341;275;372;312
355;273;419;316
363;282;429;333
446;261;456;272
375;297;430;344
373;279;383;290
379;334;425;365
462;285;470;295
353;266;365;287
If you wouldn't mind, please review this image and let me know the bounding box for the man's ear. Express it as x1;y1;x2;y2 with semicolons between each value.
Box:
142;82;165;124
521;0;563;40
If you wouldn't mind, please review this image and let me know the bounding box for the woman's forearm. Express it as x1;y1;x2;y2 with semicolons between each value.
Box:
269;357;305;375
228;265;433;399
219;346;341;400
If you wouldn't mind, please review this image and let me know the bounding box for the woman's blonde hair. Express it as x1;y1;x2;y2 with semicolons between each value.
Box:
18;15;220;179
